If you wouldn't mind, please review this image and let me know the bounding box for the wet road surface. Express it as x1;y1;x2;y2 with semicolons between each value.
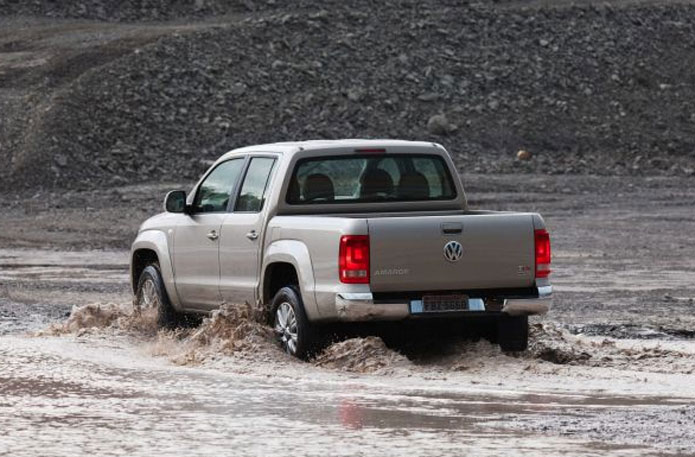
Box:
3;333;693;457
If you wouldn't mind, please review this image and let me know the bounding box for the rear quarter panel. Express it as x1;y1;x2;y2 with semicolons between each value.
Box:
264;215;369;320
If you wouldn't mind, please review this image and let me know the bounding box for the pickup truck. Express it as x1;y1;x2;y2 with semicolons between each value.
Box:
130;139;552;359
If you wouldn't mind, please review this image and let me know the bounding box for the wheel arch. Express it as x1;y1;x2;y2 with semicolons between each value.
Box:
130;230;181;309
261;240;318;320
263;262;299;305
131;248;159;293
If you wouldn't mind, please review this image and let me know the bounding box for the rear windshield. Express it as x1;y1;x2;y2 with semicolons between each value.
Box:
286;154;456;204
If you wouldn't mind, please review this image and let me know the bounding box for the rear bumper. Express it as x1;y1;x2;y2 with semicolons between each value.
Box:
335;286;552;321
501;285;552;316
336;293;410;320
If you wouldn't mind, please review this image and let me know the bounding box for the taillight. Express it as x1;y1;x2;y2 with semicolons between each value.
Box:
339;235;370;283
534;229;551;278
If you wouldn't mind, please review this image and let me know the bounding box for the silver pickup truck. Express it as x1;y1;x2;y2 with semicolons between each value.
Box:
130;139;552;358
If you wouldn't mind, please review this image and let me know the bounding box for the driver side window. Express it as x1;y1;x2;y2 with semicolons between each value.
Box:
193;158;244;213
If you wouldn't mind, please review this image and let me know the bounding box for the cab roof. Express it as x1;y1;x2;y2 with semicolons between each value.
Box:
220;139;442;159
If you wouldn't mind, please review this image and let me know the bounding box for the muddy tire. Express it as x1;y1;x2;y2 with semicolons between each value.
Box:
271;286;319;360
135;264;187;329
497;315;529;352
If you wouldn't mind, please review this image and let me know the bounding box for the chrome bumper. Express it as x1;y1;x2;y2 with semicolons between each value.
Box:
336;293;410;321
335;286;552;321
501;285;552;316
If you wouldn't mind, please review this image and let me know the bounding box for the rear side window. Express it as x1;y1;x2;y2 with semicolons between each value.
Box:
286;154;456;204
193;158;245;213
235;157;276;212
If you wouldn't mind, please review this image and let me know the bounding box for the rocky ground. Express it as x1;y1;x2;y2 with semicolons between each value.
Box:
2;0;695;191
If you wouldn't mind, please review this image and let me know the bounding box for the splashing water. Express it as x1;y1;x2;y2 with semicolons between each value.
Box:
36;302;158;336
149;303;279;365
313;336;411;374
35;302;695;376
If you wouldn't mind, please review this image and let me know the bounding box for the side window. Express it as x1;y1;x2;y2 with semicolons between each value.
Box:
193;158;245;213
235;157;276;212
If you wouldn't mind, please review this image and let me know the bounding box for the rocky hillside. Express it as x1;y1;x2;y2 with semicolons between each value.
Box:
2;1;695;190
0;0;270;21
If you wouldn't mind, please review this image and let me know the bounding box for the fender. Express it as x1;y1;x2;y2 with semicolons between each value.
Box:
130;229;183;310
262;239;319;320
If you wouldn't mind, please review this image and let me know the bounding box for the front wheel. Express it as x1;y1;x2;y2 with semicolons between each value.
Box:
271;286;318;360
497;315;529;352
135;264;187;329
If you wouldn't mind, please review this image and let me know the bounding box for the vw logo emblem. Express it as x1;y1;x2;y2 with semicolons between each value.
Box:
443;241;463;262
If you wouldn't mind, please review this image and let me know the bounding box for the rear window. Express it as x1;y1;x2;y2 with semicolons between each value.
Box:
286;154;456;204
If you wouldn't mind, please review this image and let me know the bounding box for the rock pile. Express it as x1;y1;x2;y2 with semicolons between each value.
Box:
3;1;695;190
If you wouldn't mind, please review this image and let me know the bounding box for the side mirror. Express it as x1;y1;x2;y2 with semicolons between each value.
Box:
164;190;188;213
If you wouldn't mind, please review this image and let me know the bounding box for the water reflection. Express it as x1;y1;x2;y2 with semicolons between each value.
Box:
339;399;364;430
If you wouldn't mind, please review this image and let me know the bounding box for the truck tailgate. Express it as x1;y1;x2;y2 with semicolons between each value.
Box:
368;214;535;292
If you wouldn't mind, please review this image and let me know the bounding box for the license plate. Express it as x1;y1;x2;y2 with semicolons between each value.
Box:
414;294;469;313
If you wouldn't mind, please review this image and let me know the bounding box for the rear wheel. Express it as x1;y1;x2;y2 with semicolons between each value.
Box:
271;286;319;360
497;315;529;352
135;264;188;328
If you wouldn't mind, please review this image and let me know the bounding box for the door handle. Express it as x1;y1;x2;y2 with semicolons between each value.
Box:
207;230;219;241
246;230;259;240
441;222;463;235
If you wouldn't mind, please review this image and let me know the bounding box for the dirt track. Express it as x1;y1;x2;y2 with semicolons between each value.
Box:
1;173;694;456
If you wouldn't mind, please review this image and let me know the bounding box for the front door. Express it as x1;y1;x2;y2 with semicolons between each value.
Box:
173;157;245;309
219;156;277;305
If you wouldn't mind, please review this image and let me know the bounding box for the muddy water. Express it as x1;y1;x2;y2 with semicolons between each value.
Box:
0;249;128;335
3;332;693;457
2;248;695;456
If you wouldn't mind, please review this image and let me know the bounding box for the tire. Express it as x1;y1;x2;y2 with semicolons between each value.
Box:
271;285;319;360
497;315;529;352
135;264;187;329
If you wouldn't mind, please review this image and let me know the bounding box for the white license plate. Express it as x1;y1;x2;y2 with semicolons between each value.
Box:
412;294;469;313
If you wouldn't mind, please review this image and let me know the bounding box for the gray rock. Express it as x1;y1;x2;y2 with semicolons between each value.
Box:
427;114;450;136
346;88;364;102
55;154;68;167
418;93;439;102
230;83;247;96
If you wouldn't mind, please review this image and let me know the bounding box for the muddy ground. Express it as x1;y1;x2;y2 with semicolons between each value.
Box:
1;173;694;456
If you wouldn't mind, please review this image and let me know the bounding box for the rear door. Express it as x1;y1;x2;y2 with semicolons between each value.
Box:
219;156;277;305
173;157;245;309
368;214;535;292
